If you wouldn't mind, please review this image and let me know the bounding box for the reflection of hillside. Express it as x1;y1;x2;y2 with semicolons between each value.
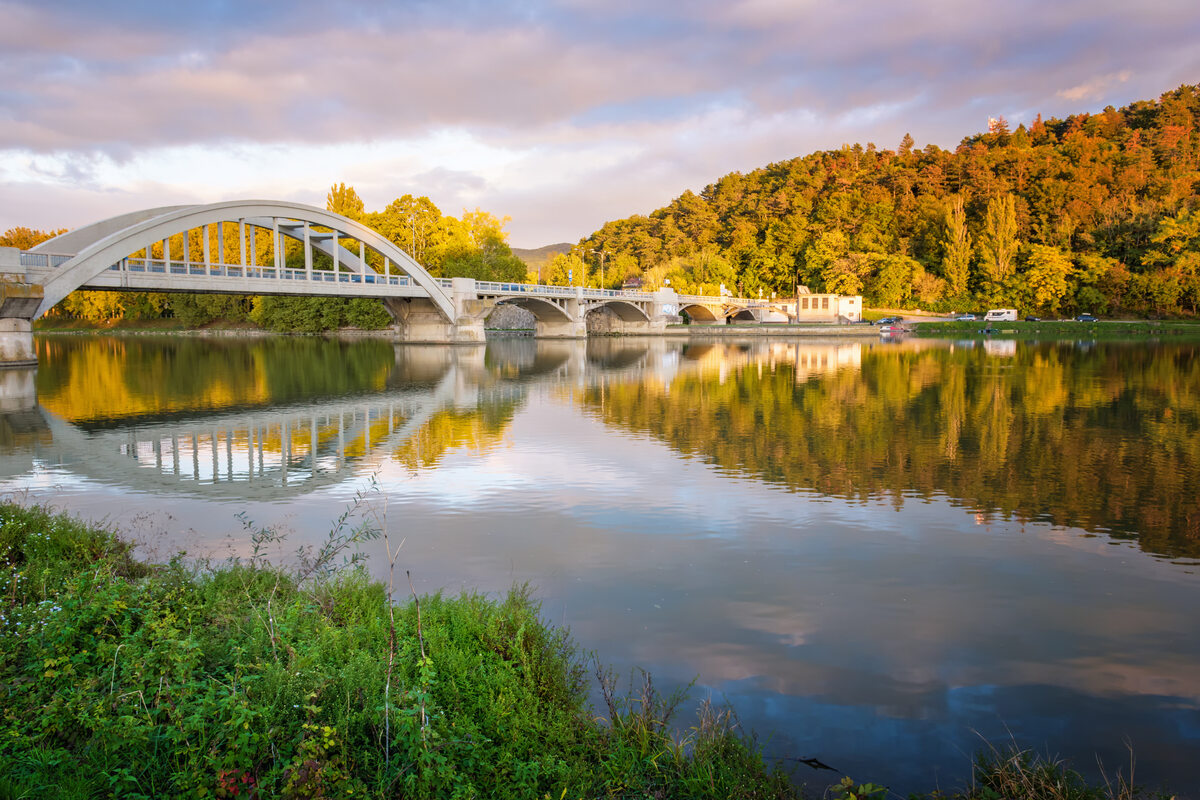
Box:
36;336;400;423
391;405;517;470
582;342;1200;559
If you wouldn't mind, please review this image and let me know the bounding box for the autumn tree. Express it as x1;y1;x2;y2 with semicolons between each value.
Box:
326;183;365;219
979;193;1019;283
0;227;67;249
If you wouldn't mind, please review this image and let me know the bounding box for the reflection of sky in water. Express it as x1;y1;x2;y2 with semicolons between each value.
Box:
1;338;1198;797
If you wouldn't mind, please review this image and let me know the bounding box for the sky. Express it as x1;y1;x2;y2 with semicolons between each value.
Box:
1;1;1198;249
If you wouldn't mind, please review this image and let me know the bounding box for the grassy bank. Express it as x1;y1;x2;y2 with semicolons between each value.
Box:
913;319;1200;339
0;504;1176;799
0;503;796;799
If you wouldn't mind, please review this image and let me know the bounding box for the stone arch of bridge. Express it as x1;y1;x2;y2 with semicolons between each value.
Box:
679;302;723;322
583;299;650;322
491;296;574;321
31;200;454;320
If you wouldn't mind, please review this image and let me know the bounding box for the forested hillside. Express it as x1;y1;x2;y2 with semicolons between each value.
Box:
567;84;1200;317
6;85;1200;323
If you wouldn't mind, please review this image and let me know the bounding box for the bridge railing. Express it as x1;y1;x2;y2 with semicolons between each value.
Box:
676;293;769;305
21;250;769;306
114;258;415;286
20;252;73;268
474;281;657;301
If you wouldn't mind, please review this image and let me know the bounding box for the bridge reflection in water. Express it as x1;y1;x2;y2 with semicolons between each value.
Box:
0;337;872;502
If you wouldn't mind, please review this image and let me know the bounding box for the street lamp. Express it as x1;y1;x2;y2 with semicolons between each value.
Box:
588;249;607;289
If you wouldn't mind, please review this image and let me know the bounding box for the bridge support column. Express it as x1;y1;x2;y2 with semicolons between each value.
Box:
383;278;495;343
642;288;681;332
384;297;454;342
450;277;495;343
0;268;43;367
533;289;585;338
0;319;37;367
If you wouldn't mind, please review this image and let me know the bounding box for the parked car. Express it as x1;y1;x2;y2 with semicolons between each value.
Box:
1075;313;1098;322
1024;316;1040;322
873;316;901;325
953;314;976;321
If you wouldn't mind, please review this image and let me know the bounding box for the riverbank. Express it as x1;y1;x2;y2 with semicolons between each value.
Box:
914;319;1200;339
33;314;1200;343
0;503;1177;799
665;323;880;337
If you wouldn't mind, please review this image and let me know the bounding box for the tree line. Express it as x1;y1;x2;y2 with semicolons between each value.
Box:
573;84;1200;317
0;185;528;330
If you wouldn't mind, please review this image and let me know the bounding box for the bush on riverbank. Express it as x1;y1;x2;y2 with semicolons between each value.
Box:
0;503;797;799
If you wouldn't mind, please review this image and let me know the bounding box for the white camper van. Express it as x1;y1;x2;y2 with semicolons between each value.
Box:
984;308;1018;322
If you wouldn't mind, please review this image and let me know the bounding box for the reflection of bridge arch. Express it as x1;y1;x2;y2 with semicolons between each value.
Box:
27;200;455;320
4;370;527;502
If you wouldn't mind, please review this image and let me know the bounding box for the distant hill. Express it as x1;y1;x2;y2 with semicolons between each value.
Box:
511;243;572;270
577;84;1200;318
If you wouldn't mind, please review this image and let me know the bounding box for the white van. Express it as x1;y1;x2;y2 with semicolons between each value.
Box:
984;308;1018;322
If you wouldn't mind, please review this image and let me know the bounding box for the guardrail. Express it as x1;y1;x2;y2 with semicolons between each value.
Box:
19;250;771;306
115;258;414;286
20;252;73;268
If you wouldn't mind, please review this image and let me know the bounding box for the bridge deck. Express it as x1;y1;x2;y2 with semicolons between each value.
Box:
20;251;773;306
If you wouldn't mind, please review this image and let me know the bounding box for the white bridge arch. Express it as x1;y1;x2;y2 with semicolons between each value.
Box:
25;200;455;320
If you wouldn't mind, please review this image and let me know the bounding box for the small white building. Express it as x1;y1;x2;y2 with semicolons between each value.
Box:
783;293;862;322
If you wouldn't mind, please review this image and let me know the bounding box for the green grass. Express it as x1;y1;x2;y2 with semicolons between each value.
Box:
913;319;1200;339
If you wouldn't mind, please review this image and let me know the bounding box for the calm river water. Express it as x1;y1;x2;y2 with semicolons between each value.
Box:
2;334;1198;796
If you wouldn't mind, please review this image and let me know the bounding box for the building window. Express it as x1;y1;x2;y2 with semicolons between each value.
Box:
822;297;829;310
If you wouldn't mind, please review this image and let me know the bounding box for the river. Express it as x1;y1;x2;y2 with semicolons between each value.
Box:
2;333;1197;796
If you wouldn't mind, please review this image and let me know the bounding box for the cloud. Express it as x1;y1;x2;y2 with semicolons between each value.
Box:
1058;70;1133;102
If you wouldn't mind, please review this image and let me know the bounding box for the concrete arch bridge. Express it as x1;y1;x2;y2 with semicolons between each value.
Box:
0;200;703;364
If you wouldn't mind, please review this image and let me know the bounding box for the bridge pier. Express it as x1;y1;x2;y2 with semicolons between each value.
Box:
383;278;496;343
0;252;43;367
0;319;37;367
536;316;587;338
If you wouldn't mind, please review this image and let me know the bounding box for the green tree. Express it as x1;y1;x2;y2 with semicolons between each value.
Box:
326;183;365;219
940;195;972;296
979;193;1020;283
1023;244;1074;313
868;254;919;308
543;253;586;286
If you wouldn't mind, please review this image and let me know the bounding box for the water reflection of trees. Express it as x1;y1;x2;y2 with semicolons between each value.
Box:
35;337;399;423
582;342;1200;559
